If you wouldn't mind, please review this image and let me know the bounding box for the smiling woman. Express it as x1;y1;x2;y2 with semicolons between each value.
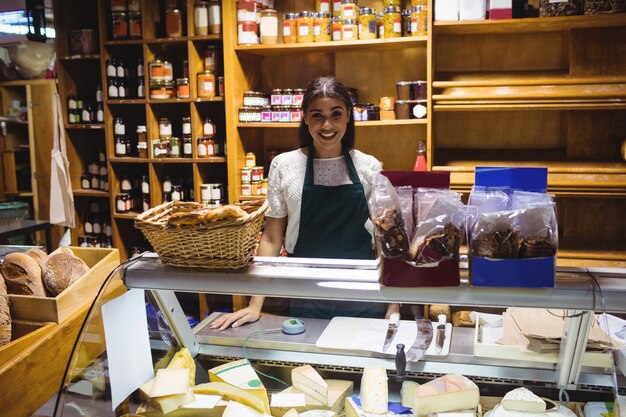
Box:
210;76;399;330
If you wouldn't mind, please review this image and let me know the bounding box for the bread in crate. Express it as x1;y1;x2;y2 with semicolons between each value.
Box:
135;200;268;269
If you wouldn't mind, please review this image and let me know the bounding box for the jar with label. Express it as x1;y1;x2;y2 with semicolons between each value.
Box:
297;11;314;43
197;70;215;98
158;138;171;158
241;182;252;196
115;136;127;156
238;20;258;45
200;184;211;201
183;135;193;157
251;181;262;196
128;12;142;38
159;118;172;138
205;136;216;156
208;0;221;34
116;194;131;213
81;174;90;189
332;0;342;17
203;117;216;137
137;125;148;158
171;185;184;201
118;79;128;98
176;78;190;98
317;0;331;12
111;12;128;39
93;217;103;234
281;89;293;106
166;9;183;37
142;196;151;212
170;136;181;157
80;103;93;123
241;167;252;182
197;137;208;157
121;175;132;192
237;0;256;21
108;79;119;99
150;81;174;99
411;5;428;36
140;175;149;195
245;152;256;167
313;12;331;42
251;166;264;181
84;218;93;234
341;19;357;40
383;7;402;38
340;0;358;19
283;13;298;43
149;59;165;82
261;179;268;194
163;61;174;81
203;45;218;71
260;9;278;44
358;8;377;39
99;163;108;177
331;17;342;40
106;60;116;78
114;117;126;135
96;103;104;123
163;176;173;193
378;11;385;37
194;1;209;35
292;88;305;106
151;138;161;158
96;84;103;103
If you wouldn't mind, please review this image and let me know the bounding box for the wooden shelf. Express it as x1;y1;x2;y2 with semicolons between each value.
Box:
103;35;223;46
235;36;427;56
433;71;626;88
5;191;34;197
72;189;109;197
64;124;105;130
113;212;139;219
103;39;144;46
237;119;427;128
59;54;100;61
188;35;222;42
150;157;226;163
147;97;225;104
239;195;266;201
106;99;147;105
109;157;149;163
433;13;626;34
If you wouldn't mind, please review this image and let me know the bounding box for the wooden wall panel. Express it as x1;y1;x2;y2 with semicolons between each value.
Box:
566;110;626;160
557;196;626;247
570;27;626;76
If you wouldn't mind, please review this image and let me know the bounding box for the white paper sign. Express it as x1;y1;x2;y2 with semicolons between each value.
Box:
102;289;154;410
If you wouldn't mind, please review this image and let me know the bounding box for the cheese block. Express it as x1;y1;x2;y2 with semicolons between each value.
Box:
271;393;307;408
183;394;222;409
168;348;196;387
222;400;272;417
284;409;301;417
501;388;546;413
292;365;328;405
151;368;190;398
139;371;195;415
193;382;265;413
344;397;361;417
301;411;337;417
137;399;228;417
414;374;479;416
360;366;388;415
401;380;420;409
209;359;270;413
152;389;196;414
271;380;353;417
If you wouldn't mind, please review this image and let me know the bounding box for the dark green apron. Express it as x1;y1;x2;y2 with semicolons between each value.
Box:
289;146;387;319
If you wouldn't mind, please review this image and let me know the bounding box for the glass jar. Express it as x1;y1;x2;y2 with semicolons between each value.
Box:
149;59;165;82
163;61;174;81
110;0;127;12
96;103;104;123
159;118;172;138
251;166;264;181
341;18;357;40
194;1;209;36
149;81;174;99
358;8;377;40
340;0;358;19
158;137;171;158
115;136;127;156
176;77;190;98
81;174;90;189
171;185;184;201
142;196;151;212
111;12;128;39
128;12;142;38
241;167;252;182
197;70;215;98
203;45;218;71
331;16;342;40
411;5;428;36
170;136;181;157
108;79;119;99
182;117;192;135
163;176;173;193
283;13;298;43
332;0;342;17
208;0;222;34
317;0;331;13
117;79;128;98
183;135;193;157
251;181;262;196
203;117;216;137
260;8;278;44
402;8;411;36
245;152;256;167
297;11;314;43
166;8;183;37
281;89;293;106
114;117;126;135
137;78;145;98
241;181;252;196
292;88;305;106
197;137;211;157
383;7;402;38
313;11;331;42
238;20;258;45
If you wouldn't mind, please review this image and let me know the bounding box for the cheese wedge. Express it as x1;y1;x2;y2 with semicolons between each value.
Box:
193;382;266;413
501;388;546;413
401;380;420;409
139;371;195;414
361;366;388;415
151;368;190;398
153;389;196;414
284;409;300;417
271;380;353;417
292;365;328;405
271;392;307;408
168;348;196;386
137;399;228;417
344;397;361;417
222;400;272;417
209;359;270;413
414;374;479;416
301;411;337;417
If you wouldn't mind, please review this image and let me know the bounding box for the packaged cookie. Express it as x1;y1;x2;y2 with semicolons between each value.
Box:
369;173;410;259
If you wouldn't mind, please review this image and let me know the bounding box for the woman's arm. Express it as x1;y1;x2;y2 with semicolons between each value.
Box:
209;216;287;330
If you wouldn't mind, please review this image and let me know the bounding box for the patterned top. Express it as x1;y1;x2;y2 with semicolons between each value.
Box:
266;148;382;253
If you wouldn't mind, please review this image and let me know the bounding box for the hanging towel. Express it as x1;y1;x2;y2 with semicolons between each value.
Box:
49;92;75;228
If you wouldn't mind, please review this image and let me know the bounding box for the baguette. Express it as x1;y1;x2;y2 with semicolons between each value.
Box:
43;252;90;296
1;252;46;296
0;274;10;346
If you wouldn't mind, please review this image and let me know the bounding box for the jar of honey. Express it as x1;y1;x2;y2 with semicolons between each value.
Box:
297;11;314;43
283;13;298;43
313;12;331;42
176;77;190;98
197;70;216;98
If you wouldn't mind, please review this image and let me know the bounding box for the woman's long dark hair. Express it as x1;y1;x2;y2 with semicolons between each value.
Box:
298;76;355;149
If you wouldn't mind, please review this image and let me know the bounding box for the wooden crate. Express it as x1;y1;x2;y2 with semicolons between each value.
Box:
0;320;55;365
8;247;120;323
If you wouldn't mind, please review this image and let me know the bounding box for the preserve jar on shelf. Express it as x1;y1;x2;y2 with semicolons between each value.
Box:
313;12;331;42
297;11;314;43
283;13;298;43
358;8;377;40
111;12;128;39
260;8;278;44
197;70;216;98
383;7;401;38
204;45;218;71
128;12;142;38
165;8;183;37
194;1;209;35
208;0;222;34
341;19;357;40
331;17;342;40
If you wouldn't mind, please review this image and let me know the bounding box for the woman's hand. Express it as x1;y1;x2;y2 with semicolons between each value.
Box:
209;304;262;330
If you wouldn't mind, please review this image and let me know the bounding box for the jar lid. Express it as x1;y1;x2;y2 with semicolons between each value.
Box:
284;12;298;19
112;11;127;17
402;9;411;16
311;12;319;18
299;11;312;17
384;6;399;12
341;0;354;3
150;59;164;65
412;80;427;85
412;5;423;11
293;88;305;93
317;11;331;18
241;167;252;171
396;81;413;86
199;70;215;75
167;8;181;14
343;19;355;24
159;117;171;122
260;8;277;16
331;16;342;22
272;88;282;93
137;125;147;133
129;11;141;17
283;88;293;92
360;7;373;14
176;77;189;83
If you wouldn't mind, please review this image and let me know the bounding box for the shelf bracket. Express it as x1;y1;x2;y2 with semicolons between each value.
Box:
150;289;199;357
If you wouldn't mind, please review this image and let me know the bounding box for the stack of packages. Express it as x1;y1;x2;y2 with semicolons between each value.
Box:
369;172;468;286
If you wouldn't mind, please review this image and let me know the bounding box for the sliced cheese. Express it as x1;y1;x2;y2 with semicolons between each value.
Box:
360;366;388;415
271;392;307;408
183;394;222;409
284;409;301;417
501;387;546;413
414;374;479;416
300;411;337;417
151;368;190;398
292;365;328;405
401;380;420;409
209;359;270;413
193;382;265;413
271;380;353;417
152;388;196;414
222;400;272;417
167;348;196;387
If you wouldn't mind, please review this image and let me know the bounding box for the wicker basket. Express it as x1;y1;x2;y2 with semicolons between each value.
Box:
135;201;268;269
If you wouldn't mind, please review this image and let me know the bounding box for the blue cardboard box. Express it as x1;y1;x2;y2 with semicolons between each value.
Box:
470;167;555;288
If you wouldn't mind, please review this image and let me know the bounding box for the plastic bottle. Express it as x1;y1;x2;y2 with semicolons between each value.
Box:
413;140;427;171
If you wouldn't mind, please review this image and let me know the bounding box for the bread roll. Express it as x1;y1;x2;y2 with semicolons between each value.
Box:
43;252;90;296
1;252;46;297
25;248;49;273
429;304;451;322
452;311;475;327
0;274;11;347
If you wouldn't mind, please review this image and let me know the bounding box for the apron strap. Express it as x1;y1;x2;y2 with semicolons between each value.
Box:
303;145;362;186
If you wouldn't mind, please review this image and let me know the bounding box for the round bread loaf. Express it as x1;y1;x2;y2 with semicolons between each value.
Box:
43;252;89;296
1;252;46;297
0;275;11;347
25;248;49;273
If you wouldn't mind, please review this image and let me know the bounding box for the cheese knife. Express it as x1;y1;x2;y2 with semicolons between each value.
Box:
383;312;401;352
436;314;447;354
406;306;433;363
